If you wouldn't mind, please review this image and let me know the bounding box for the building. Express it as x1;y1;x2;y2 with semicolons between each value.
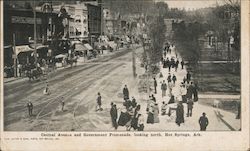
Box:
3;6;52;68
73;2;88;41
86;3;101;46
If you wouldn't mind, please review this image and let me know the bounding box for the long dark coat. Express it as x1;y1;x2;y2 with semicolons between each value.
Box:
176;103;184;125
110;106;118;128
186;85;194;99
193;84;198;102
123;88;129;100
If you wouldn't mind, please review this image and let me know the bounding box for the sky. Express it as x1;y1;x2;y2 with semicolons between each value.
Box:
156;0;224;10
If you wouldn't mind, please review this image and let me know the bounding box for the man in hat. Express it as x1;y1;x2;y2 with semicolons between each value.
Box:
181;60;184;69
151;94;156;102
43;82;50;95
167;73;172;83
153;78;157;94
27;100;33;116
96;92;102;111
172;74;177;84
123;85;129;100
199;112;209;131
187;98;194;117
110;102;118;130
175;59;179;72
61;100;65;111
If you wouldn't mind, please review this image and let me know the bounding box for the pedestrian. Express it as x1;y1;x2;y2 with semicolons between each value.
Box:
180;84;187;103
43;83;50;95
172;74;177;84
137;114;144;131
61;100;65;111
186;71;191;84
161;80;167;97
175;59;179;71
164;51;167;58
168;82;174;97
151;94;156;102
171;58;175;68
146;105;154;124
168;95;175;104
167;59;171;72
123;85;129;100
124;99;132;110
186;82;194;99
153;78;157;94
27;100;33;116
181;60;184;69
167;73;172;83
153;103;160;123
110;102;118;130
193;83;199;102
163;59;166;68
18;64;22;77
183;76;187;84
187;98;194;117
96;92;102;111
199;112;209;131
131;97;137;108
161;101;167;115
175;101;184;126
131;108;139;130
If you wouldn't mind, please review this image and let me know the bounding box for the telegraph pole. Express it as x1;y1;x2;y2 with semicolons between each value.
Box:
13;34;17;77
33;0;38;67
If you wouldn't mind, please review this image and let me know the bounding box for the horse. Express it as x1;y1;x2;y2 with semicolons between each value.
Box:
26;67;43;81
67;57;78;67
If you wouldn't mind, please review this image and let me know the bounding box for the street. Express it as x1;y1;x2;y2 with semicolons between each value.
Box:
4;47;143;131
4;46;240;131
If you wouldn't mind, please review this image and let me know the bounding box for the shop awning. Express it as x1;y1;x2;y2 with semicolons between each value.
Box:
71;40;81;45
4;45;12;49
29;44;48;50
55;54;68;59
108;41;117;49
74;43;88;52
84;43;93;50
15;45;34;55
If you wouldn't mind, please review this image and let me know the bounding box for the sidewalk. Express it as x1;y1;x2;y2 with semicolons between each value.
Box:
140;49;241;131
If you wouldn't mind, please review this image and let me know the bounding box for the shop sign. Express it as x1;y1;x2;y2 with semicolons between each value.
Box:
15;45;34;55
11;16;42;24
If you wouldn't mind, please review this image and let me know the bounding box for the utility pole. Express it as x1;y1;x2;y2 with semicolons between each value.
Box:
129;21;136;78
13;33;17;77
33;0;38;67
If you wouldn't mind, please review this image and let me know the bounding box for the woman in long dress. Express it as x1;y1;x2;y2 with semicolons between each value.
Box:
176;102;184;126
153;103;160;123
147;105;154;124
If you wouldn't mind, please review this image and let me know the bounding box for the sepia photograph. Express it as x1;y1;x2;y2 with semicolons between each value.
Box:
3;0;241;132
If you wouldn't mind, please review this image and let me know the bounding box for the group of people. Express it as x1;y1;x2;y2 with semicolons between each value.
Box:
162;57;184;72
109;85;144;131
146;95;160;124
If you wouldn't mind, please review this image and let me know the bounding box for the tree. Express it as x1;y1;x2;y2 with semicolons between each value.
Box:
148;16;166;65
173;21;205;63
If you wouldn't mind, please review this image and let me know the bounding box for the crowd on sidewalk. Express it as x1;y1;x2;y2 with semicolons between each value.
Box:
92;43;209;131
